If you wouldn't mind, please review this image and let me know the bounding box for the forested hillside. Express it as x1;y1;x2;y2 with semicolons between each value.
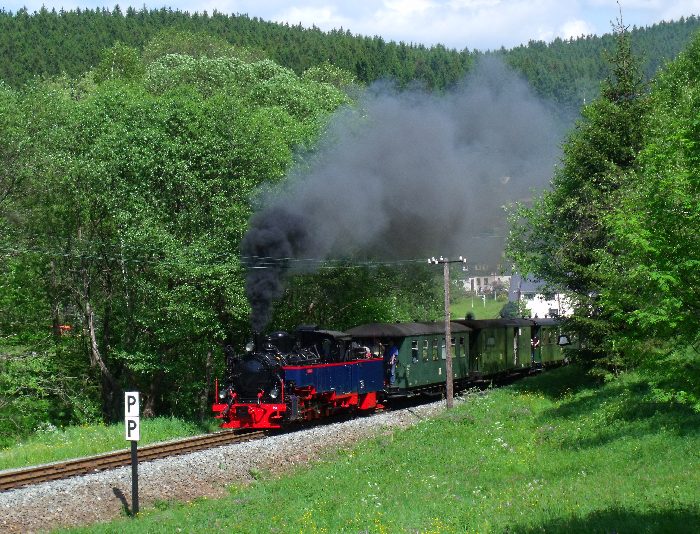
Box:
503;18;700;106
1;7;700;108
0;7;471;93
0;33;442;444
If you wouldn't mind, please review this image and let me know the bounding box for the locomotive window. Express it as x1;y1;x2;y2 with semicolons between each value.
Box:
411;340;419;363
423;339;429;361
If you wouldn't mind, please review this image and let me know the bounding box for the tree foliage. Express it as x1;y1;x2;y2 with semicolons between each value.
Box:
271;265;442;332
600;32;700;349
509;17;700;378
0;35;348;428
507;19;648;360
0;29;444;440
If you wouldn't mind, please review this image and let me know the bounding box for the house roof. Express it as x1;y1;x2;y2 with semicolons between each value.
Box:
508;273;555;302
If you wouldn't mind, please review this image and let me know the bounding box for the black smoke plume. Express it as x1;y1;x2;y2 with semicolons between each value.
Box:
241;58;566;331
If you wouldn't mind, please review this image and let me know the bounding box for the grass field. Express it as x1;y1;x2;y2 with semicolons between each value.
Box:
0;417;217;471
63;364;700;533
450;294;505;319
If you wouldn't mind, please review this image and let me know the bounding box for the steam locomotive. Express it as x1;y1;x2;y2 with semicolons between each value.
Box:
212;318;572;430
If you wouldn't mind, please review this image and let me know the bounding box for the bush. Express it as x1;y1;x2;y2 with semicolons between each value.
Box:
0;343;101;448
498;301;519;318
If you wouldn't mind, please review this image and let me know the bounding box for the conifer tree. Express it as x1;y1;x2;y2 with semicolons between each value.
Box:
507;15;647;361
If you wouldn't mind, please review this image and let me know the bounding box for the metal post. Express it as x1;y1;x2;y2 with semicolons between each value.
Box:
443;261;454;409
131;440;139;516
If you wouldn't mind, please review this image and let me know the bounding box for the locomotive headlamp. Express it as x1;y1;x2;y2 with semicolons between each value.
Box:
219;391;226;400
269;385;280;399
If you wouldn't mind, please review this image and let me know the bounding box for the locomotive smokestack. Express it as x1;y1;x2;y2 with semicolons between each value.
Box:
253;332;264;353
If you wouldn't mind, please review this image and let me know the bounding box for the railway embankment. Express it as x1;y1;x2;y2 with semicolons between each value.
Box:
3;363;699;533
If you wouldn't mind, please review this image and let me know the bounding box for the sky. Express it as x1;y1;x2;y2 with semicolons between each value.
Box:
3;0;700;50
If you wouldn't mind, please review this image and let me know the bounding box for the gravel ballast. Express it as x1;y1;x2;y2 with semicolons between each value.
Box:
0;400;449;533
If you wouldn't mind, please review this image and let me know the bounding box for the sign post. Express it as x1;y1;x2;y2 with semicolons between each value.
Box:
124;392;140;516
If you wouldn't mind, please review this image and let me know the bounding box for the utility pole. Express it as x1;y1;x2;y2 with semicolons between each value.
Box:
428;256;467;409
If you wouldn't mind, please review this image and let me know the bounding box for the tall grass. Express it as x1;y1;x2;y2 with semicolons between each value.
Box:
0;417;216;471
65;363;700;533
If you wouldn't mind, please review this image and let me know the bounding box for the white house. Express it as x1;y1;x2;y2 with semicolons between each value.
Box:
462;274;511;294
508;274;572;318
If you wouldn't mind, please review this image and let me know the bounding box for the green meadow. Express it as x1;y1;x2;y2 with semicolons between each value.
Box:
450;295;506;320
0;418;216;471
63;363;700;533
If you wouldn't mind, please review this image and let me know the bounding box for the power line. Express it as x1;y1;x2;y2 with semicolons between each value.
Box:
0;238;508;271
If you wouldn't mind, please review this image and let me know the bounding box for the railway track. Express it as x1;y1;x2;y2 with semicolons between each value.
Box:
0;430;267;492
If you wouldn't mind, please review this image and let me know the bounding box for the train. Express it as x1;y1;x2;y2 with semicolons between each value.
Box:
212;318;573;430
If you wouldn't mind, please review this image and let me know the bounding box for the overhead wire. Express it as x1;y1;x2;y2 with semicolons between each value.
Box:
0;232;507;271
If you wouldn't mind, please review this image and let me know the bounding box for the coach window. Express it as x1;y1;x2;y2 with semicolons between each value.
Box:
459;337;466;357
411;340;419;363
422;339;429;361
441;338;447;360
432;339;438;361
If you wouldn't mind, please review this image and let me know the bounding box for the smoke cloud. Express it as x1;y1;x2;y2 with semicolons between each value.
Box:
241;57;565;331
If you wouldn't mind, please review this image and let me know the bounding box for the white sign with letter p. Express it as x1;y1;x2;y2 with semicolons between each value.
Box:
125;391;140;441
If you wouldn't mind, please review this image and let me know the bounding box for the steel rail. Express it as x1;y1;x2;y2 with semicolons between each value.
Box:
0;430;266;492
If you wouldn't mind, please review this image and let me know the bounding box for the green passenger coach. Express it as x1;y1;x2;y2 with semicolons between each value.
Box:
532;317;569;366
457;317;569;373
345;322;472;392
457;318;535;376
346;318;570;396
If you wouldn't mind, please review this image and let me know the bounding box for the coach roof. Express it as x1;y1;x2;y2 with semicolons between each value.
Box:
346;321;471;338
